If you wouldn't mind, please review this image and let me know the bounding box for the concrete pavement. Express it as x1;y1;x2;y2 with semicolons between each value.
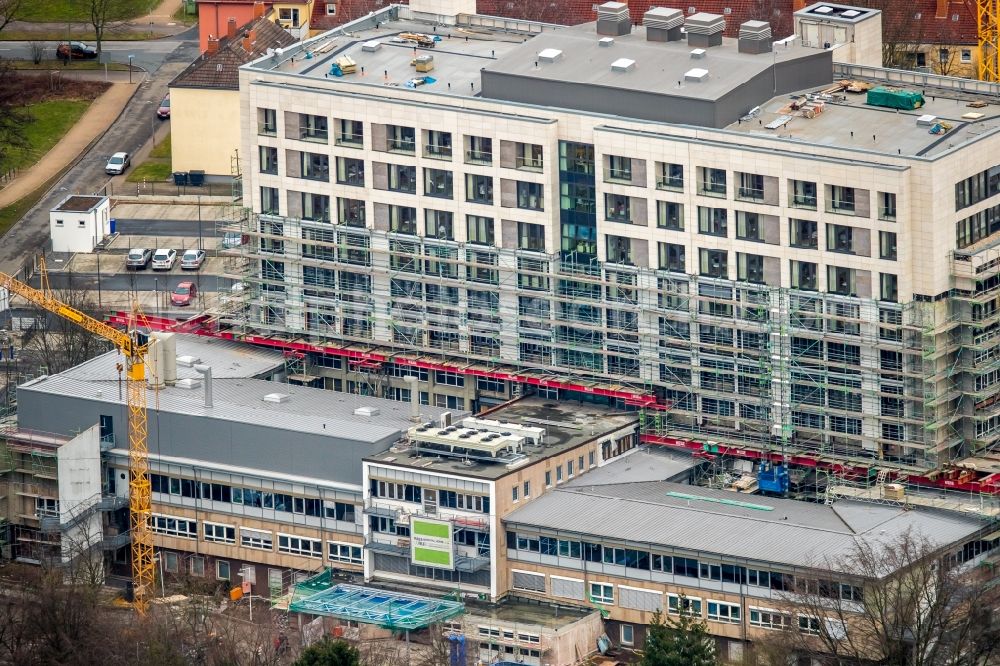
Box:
0;82;138;208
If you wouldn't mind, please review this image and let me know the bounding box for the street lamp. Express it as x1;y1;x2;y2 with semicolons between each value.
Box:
154;277;159;316
95;248;102;309
128;55;134;84
152;552;166;597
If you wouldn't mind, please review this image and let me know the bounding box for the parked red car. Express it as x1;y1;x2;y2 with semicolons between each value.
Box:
170;281;197;306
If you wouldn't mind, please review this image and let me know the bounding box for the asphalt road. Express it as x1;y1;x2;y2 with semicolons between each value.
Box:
0;35;196;73
0;36;202;277
28;271;227;292
113;218;225;237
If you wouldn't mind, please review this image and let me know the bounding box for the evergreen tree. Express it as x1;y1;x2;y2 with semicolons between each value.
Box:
640;602;717;666
293;638;362;666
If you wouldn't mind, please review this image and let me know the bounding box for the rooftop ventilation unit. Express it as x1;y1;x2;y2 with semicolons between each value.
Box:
685;12;725;48
538;48;563;63
690;48;706;59
361;40;381;52
354;406;380;416
611;57;636;72
176;355;202;368
814;5;833;13
599;37;615;47
685;67;709;82
262;392;291;404
597;1;632;36
738;19;773;54
175;378;202;389
643;6;684;42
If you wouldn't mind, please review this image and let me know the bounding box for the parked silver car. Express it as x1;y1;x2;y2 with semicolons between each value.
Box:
180;249;206;270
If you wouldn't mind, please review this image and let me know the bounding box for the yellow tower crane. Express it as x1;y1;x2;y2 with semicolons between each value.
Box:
0;264;155;614
978;0;1000;82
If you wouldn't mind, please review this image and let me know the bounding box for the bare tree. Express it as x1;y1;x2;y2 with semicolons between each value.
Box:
88;0;130;57
27;41;44;65
0;0;22;37
0;59;30;166
754;530;1000;666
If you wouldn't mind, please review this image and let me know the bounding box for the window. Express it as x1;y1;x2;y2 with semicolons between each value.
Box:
657;243;685;272
512;485;519;502
336;157;364;186
301;152;329;181
150;514;197;539
389;164;416;193
560;141;595;175
790;218;818;248
736;172;764;202
697;207;727;236
667;594;702;616
241;528;273;550
466;136;492;164
791;260;818;291
424;168;453;198
523;481;530;498
203;522;236;544
328;542;363;565
424;129;452;158
567;460;574;477
426;210;454;239
258;108;276;135
556;465;563;482
277;534;323;558
880;231;897;260
467;174;494;203
750;608;791;630
518;222;545;251
956;202;1000;248
790;179;817;209
736;211;765;242
657;162;683;190
55;219;63;226
35;497;58;518
190;555;205;577
516;142;543;170
962;49;972;62
299;114;328;143
699;249;727;278
698;167;727;197
278;7;300;26
620;625;634;646
467;215;494;245
163;551;178;573
939;48;950;63
259;146;278;174
606;155;631;182
545;470;552;487
827;224;855;253
880;273;898;302
589;451;595;467
798;615;821;635
260;186;279;215
879;192;896;221
606;236;632;265
589;583;614;605
708;601;741;624
829;185;856;213
301;193;330;222
338;197;365;227
828;265;856;296
517;181;544;210
387;124;416;153
216;560;231;580
737;253;766;284
326;4;337;16
336;119;363;146
656;200;683;230
605;194;631;223
955;165;1000;210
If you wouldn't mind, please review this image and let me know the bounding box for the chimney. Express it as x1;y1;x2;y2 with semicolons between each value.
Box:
596;1;631;37
643;7;684;42
242;30;256;52
404;375;421;422
685;12;725;48
207;35;220;54
253;0;266;19
194;365;213;408
738;20;773;54
227;17;238;39
935;0;948;18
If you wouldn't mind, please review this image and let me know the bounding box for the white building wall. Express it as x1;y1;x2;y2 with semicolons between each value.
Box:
56;425;104;579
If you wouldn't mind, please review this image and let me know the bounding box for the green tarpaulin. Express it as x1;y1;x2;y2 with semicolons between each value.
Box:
866;86;925;110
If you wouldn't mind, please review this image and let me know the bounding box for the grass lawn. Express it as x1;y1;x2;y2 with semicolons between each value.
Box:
0;171;63;237
10;60;131;71
149;133;171;159
0;29;157;41
0;99;90;173
127;161;173;183
16;0;159;22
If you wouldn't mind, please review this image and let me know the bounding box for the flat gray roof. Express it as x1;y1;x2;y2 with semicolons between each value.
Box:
482;24;818;102
564;446;700;487
366;397;638;480
726;85;1000;158
506;480;988;573
795;2;880;24
253;19;527;98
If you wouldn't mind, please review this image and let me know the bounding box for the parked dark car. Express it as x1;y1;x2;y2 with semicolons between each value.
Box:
56;42;98;60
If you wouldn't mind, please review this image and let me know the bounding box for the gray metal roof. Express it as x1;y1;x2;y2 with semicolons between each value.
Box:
505;481;988;572
564;447;700;487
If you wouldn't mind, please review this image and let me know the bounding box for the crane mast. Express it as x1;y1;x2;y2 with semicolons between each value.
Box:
0;266;154;613
979;0;1000;82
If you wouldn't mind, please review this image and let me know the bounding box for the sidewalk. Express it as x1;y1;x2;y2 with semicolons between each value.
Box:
0;83;137;208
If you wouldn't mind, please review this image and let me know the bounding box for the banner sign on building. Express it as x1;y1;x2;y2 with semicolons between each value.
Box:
410;517;455;570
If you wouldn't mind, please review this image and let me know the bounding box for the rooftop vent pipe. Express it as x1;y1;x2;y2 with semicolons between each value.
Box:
643;7;685;42
597;1;632;36
404;375;421;422
194;365;213;408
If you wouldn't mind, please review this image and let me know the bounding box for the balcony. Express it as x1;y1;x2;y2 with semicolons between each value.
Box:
363;500;401;519
336;132;364;147
388;138;416;154
365;538;409;556
516;156;543;171
101;532;130;550
466;149;492;165
425;144;453;159
454;554;491;573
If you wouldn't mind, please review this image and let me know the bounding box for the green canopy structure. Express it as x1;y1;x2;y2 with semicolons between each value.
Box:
866;86;925;110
